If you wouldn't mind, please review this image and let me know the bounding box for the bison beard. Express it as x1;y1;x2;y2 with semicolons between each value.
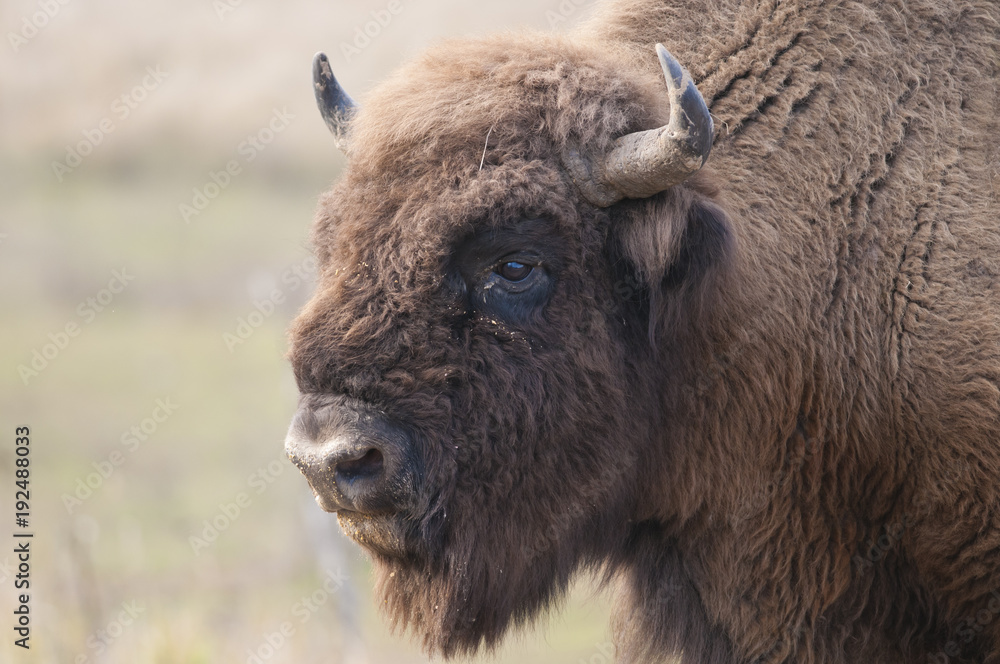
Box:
286;0;1000;662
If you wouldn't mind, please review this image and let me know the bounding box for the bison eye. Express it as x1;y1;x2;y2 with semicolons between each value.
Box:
496;261;533;282
472;252;551;325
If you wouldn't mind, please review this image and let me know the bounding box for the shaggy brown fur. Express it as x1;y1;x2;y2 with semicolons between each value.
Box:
287;1;1000;662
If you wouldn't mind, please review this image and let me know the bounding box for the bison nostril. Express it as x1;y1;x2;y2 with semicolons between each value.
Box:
287;398;416;515
335;448;384;483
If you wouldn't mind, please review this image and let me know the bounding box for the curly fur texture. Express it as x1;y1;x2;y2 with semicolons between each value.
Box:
288;1;1000;662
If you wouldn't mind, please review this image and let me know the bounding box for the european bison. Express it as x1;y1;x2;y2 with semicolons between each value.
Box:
285;0;1000;662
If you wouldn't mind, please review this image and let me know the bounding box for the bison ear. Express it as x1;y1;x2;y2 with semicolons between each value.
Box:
613;184;734;342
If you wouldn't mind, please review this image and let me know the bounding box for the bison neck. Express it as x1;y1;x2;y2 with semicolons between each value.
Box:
586;1;1000;663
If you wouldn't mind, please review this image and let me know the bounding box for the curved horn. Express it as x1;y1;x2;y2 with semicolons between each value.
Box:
312;52;357;153
571;44;714;207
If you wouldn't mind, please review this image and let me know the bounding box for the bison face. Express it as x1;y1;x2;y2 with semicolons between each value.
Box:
285;34;731;656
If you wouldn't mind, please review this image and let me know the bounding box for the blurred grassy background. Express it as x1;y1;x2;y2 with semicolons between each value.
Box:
0;0;615;662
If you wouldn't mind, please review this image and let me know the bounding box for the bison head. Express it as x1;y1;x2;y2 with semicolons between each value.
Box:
286;33;733;656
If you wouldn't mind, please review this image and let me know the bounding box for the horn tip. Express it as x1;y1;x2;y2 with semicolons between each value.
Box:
312;52;332;84
655;43;685;89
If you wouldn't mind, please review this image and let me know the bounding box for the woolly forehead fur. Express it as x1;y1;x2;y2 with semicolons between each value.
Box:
350;33;664;169
316;32;670;238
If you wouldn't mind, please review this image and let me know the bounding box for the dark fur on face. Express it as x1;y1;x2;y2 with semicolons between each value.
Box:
289;2;1000;662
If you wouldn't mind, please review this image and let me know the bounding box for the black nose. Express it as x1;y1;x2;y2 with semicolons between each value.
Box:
285;395;416;515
